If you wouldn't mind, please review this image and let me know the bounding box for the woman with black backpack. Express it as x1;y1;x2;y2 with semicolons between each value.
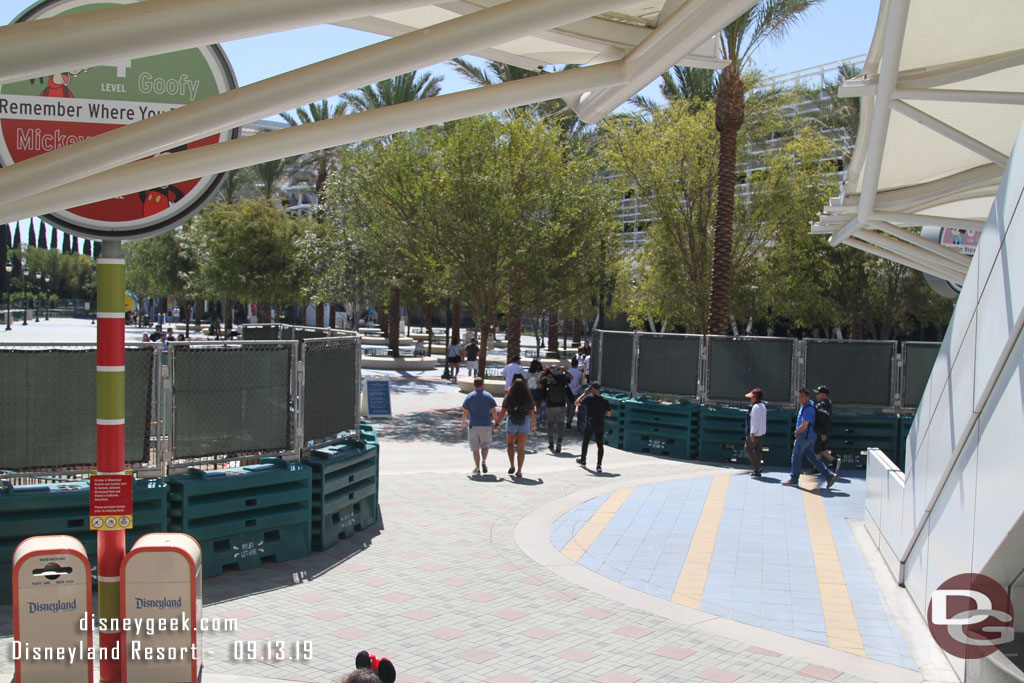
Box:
494;376;536;478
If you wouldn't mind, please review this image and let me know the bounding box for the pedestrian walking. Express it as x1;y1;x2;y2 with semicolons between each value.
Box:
565;357;585;428
744;387;767;477
464;338;479;363
575;382;611;472
501;354;524;394
447;339;464;380
494;377;536;478
813;385;840;472
782;388;838;488
539;365;571;452
580;351;591;382
526;358;545;425
461;377;498;476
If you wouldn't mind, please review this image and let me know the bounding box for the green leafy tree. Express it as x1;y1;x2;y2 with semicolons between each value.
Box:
125;226;203;336
188;199;305;323
281;99;347;198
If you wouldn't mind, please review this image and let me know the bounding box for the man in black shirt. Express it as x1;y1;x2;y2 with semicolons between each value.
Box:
539;366;571;452
465;338;479;363
813;385;840;472
574;382;612;472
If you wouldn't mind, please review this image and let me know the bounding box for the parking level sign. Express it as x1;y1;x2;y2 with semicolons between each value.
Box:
90;474;133;530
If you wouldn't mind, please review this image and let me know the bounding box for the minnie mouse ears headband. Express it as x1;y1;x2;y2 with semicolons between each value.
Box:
355;650;396;683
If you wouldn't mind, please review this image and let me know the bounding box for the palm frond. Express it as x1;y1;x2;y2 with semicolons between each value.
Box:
448;57;493;87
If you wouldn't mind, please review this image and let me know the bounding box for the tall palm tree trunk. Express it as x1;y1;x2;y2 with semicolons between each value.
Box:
708;65;745;335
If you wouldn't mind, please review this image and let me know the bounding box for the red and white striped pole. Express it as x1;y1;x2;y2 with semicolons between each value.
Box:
96;240;126;682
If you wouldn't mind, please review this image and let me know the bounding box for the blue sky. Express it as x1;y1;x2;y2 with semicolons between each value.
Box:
2;0;880;244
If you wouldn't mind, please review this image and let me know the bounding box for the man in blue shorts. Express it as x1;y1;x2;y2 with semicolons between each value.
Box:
782;388;838;489
461;377;498;476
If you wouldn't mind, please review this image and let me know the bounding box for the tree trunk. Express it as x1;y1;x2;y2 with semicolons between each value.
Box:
708;65;745;335
315;302;325;328
260;302;272;323
547;310;559;354
223;298;232;332
573;318;582;345
451;300;461;345
425;304;435;355
506;306;522;362
388;286;400;356
477;320;492;379
328;305;336;328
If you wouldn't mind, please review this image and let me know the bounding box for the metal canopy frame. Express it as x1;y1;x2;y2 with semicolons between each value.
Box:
0;0;757;237
811;0;1024;284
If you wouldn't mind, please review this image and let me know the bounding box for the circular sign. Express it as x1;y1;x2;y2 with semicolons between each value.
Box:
927;573;1014;659
0;0;238;239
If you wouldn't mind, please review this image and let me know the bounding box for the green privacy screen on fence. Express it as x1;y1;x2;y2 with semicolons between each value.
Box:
637;334;701;397
0;347;153;469
302;338;359;444
804;340;895;407
171;344;293;459
598;331;634;392
706;336;795;404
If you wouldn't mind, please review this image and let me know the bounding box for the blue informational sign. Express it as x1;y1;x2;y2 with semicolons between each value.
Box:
365;379;392;418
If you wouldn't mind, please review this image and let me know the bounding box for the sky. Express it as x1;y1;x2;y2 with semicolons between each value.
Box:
1;0;880;245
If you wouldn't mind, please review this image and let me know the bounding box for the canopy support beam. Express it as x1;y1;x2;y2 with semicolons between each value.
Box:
0;0;627;206
891;100;1009;168
0;62;626;229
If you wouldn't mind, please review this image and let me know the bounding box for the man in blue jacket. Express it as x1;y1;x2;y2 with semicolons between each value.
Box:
782;388;838;488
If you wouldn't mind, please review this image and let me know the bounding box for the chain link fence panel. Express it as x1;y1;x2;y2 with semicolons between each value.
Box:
901;342;941;409
302;336;360;446
597;331;634;392
706;336;796;405
0;346;154;470
636;334;701;398
804;339;896;408
171;342;294;459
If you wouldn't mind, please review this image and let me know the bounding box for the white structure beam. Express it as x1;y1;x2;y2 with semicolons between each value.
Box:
866;220;973;269
891;87;1024;106
870;211;986;232
0;0;626;207
831;0;910;247
0;0;436;85
568;0;756;123
890;100;1010;168
848;234;966;284
0;63;625;230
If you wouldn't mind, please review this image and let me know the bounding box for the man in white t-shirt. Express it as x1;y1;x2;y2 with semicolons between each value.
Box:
744;387;767;477
447;340;464;380
502;355;524;394
565;357;586;428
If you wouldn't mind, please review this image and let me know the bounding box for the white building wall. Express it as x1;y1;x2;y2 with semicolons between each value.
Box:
867;121;1024;681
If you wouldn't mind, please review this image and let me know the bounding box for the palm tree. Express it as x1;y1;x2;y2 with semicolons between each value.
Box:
281;99;347;198
251;158;291;202
343;70;442;112
706;0;823;334
631;65;717;115
343;71;443;355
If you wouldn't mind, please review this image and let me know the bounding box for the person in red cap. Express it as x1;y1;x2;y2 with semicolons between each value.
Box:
744;388;767;477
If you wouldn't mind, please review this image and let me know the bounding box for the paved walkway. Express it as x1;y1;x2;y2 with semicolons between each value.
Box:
0;322;957;682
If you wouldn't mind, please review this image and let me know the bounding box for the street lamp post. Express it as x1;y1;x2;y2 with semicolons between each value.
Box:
4;262;11;331
21;262;28;326
43;274;50;320
34;271;41;322
441;297;452;380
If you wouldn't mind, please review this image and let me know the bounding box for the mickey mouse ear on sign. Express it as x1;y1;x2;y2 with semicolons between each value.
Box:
355;650;396;683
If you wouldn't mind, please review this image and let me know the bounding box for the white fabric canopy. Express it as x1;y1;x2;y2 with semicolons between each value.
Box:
812;0;1024;283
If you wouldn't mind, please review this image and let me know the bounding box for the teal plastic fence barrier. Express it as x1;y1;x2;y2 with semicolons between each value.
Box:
306;437;379;552
621;398;697;459
696;405;795;467
0;479;168;604
167;458;312;577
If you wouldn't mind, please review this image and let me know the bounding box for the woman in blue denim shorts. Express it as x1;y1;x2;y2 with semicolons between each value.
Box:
494;376;536;478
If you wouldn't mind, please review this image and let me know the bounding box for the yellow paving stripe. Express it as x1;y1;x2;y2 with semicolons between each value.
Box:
561;487;635;562
800;475;866;656
671;475;733;608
